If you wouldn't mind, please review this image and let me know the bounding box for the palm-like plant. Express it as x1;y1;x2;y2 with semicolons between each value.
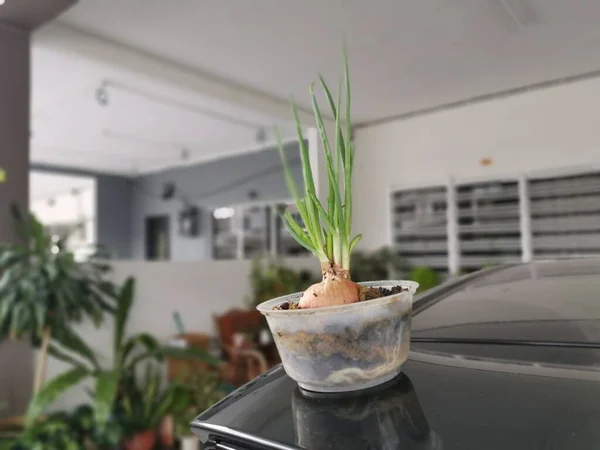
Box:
0;206;114;394
24;277;219;430
117;367;191;439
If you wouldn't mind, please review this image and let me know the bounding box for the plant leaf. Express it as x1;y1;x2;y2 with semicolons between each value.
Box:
114;277;135;357
47;344;89;371
349;234;362;252
281;212;315;253
25;368;89;427
121;332;160;370
318;75;346;168
274;128;301;203
53;326;100;370
290;99;317;196
94;370;120;426
307;192;334;232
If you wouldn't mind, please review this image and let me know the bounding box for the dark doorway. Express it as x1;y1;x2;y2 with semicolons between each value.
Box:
145;215;170;260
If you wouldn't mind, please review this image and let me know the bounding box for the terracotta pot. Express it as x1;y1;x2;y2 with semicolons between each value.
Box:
124;429;158;450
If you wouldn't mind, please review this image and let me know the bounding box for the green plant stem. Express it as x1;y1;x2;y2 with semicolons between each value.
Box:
276;51;360;275
33;327;52;394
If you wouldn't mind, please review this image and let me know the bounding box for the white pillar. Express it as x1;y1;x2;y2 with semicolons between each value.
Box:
519;175;533;262
235;205;244;260
446;178;460;276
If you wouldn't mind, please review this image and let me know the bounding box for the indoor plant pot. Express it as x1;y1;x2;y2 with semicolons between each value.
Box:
257;280;418;392
123;429;157;450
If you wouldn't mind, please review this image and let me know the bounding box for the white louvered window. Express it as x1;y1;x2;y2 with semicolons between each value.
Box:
457;180;522;271
529;172;600;258
391;170;600;274
391;186;448;271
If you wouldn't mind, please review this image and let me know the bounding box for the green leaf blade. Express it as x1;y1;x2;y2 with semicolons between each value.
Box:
281;212;316;254
25;368;89;428
94;370;120;426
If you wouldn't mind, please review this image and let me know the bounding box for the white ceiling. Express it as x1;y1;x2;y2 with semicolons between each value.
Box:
31;0;600;175
31;37;297;175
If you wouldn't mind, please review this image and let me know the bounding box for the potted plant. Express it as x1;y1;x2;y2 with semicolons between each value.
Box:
256;54;418;393
0;206;114;396
350;247;406;282
174;369;227;450
117;368;190;450
22;277;219;447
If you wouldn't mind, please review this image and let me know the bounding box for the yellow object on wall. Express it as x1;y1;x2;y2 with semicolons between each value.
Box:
0;168;6;183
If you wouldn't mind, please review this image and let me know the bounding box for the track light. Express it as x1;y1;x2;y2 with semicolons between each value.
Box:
162;182;176;201
256;127;267;143
95;83;109;106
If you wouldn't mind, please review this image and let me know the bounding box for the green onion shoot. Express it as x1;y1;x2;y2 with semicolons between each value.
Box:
276;52;362;308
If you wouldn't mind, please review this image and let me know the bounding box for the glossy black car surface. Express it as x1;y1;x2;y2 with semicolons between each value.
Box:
191;259;600;450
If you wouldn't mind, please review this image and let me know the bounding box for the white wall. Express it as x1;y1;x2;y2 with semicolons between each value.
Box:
45;256;319;410
353;76;600;251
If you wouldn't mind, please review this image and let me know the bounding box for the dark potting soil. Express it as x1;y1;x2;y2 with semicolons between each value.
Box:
274;285;406;310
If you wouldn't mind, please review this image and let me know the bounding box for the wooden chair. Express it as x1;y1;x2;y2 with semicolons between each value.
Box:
213;309;269;386
165;332;213;382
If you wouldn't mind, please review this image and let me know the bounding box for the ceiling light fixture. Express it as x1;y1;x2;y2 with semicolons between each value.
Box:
256;127;267;143
99;78;268;131
213;207;235;220
0;0;6;5
95;83;109;106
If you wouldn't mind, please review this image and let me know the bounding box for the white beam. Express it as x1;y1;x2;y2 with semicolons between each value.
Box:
34;22;321;126
446;177;460;276
518;175;533;262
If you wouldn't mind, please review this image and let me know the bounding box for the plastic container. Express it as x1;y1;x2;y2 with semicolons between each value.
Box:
257;280;419;393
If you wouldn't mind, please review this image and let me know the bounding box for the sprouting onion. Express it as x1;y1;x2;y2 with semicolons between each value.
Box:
276;52;362;309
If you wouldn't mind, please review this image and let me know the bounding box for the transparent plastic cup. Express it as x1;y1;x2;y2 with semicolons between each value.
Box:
257;280;419;393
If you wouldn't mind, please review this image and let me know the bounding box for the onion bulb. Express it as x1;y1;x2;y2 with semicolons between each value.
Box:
299;265;360;309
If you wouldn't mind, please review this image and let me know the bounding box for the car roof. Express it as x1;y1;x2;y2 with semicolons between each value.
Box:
412;258;600;345
192;259;600;450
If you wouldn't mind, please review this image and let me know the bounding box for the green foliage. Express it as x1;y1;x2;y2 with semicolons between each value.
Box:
93;370;120;427
8;404;121;450
409;266;440;292
0;205;114;343
277;50;360;269
173;368;227;437
350;248;406;282
22;276;219;445
25;368;90;428
246;257;318;308
116;368;191;437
